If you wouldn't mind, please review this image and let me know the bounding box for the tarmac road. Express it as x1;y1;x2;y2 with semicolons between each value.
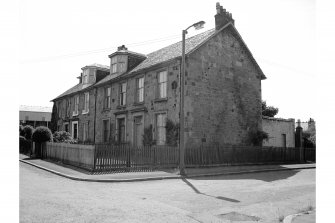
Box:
20;162;315;223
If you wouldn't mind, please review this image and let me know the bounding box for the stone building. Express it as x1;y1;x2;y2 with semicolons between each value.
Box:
52;3;266;147
262;116;295;148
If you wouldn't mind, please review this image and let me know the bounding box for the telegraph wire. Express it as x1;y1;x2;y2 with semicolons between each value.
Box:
20;34;181;63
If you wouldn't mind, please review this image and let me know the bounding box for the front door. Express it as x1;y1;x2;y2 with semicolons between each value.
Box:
134;116;143;147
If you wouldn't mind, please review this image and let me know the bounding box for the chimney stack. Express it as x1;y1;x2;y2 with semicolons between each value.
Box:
215;2;234;30
117;45;128;51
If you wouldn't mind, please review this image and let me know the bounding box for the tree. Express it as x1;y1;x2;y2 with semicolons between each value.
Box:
262;101;279;117
50;102;58;133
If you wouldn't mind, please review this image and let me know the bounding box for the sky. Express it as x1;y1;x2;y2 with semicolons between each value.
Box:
18;0;315;121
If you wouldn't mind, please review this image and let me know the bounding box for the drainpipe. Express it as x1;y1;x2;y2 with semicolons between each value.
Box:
93;87;97;143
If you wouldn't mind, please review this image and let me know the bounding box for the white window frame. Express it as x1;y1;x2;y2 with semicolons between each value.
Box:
111;56;117;73
83;122;89;142
82;92;89;114
104;87;111;109
71;121;78;140
73;96;79;116
119;82;127;106
158;71;167;98
136;77;144;103
82;69;89;84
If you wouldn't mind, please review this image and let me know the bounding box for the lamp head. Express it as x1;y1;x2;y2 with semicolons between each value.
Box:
193;21;205;30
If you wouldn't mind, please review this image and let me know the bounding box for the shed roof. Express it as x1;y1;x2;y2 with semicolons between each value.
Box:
20;105;52;113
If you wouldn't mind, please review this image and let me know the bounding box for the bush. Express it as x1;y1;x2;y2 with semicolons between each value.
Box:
249;130;269;146
20;136;31;154
32;126;53;143
166;119;179;146
19;125;24;136
143;125;155;146
22;125;34;140
53;131;73;143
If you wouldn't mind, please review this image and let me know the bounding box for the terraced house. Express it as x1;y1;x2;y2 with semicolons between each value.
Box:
52;3;266;148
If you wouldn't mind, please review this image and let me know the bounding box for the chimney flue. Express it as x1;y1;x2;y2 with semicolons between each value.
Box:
215;2;234;30
117;45;128;51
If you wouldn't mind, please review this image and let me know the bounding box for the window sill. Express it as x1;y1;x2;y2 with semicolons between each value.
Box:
72;113;79;117
102;107;111;112
82;111;89;115
117;105;126;109
133;101;145;106
154;98;168;103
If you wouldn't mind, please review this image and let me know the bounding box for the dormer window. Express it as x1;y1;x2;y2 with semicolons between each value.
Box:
82;69;89;84
111;57;117;73
111;56;127;74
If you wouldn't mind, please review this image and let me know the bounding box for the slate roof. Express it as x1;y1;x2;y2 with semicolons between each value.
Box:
53;24;265;101
52;83;94;101
20;105;52;113
82;63;110;70
94;29;215;87
129;29;215;74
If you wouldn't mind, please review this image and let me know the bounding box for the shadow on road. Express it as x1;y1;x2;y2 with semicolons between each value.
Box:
190;169;301;182
181;178;240;202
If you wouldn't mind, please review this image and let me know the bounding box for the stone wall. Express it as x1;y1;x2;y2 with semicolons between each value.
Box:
262;116;295;148
185;26;262;147
94;61;181;145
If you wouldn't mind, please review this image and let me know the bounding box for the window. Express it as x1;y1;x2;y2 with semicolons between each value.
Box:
66;99;71;117
111;57;117;73
104;87;111;109
103;119;110;143
71;121;78;139
83;122;89;142
119;62;126;73
73;96;79;116
158;71;167;98
156;113;166;145
136;77;144;103
117;118;126;143
64;123;69;133
82;69;89;84
119;82;127;106
83;92;89;114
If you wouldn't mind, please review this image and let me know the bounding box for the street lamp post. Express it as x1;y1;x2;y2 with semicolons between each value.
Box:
179;21;205;176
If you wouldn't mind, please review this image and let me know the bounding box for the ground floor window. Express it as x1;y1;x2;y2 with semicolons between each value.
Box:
117;118;126;143
83;122;89;142
156;113;166;145
64;123;69;133
71;121;78;140
103;119;110;143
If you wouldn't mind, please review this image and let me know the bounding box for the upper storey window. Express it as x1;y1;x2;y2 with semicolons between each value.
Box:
111;55;127;74
82;69;89;84
111;57;117;73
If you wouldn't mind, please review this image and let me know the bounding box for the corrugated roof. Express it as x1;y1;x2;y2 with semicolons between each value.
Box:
20;105;52;113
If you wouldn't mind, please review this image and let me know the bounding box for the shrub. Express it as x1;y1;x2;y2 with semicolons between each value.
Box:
32;126;53;143
19;136;31;154
22;125;34;140
249;130;269;146
53;131;73;143
166;119;179;146
19;125;25;137
143;125;155;146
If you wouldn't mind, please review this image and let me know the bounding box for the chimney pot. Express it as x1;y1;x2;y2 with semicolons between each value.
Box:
214;2;235;30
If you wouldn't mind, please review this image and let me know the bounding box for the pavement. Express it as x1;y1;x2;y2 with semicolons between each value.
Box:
19;154;316;183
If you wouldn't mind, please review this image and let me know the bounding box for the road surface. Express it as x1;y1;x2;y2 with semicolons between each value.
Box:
20;162;315;222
